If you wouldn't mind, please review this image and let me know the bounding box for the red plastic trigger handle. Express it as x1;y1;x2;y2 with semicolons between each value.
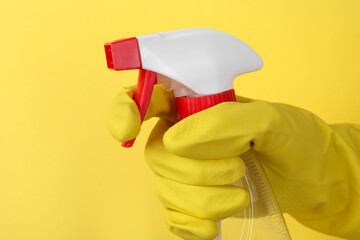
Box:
104;37;157;148
122;70;157;147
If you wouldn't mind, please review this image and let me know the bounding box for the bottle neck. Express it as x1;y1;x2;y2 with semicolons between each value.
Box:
176;89;236;120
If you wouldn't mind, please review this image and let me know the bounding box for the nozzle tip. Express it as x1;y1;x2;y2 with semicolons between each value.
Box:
104;37;142;71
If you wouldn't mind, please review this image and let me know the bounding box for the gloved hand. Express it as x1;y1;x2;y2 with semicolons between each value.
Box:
107;84;360;240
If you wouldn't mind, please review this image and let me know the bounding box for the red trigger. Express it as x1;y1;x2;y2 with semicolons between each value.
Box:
104;38;157;147
122;70;157;147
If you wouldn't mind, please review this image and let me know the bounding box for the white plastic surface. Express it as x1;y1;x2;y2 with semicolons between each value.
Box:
136;28;263;97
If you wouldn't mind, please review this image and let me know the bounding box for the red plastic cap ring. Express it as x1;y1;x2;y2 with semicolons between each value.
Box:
176;89;236;120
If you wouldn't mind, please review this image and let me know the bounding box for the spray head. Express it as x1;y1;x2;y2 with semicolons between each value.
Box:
104;28;263;147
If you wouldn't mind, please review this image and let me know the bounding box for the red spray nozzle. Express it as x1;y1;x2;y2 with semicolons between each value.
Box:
104;38;142;70
105;37;157;147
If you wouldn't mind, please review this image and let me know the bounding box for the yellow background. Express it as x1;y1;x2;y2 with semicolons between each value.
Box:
1;0;359;239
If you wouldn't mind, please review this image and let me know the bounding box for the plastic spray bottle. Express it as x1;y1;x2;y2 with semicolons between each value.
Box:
104;28;292;240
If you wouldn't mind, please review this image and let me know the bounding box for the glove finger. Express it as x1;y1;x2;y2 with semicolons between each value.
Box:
106;86;141;142
235;95;256;103
157;177;250;220
146;119;246;185
106;84;177;142
162;207;219;240
163;100;286;159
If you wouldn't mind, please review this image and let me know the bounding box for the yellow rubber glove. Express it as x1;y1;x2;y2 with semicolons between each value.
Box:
107;84;360;240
